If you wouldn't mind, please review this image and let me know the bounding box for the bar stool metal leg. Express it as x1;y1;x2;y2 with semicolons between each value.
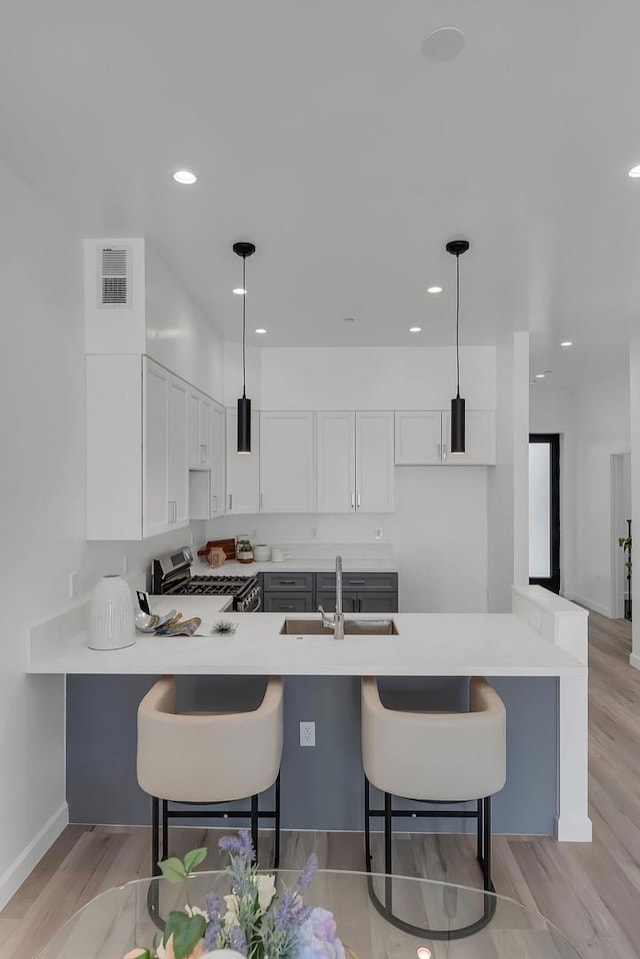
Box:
482;796;492;891
251;793;259;863
273;774;281;869
161;799;169;862
151;797;160;877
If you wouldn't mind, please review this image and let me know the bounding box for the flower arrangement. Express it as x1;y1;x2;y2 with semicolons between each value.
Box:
124;831;345;959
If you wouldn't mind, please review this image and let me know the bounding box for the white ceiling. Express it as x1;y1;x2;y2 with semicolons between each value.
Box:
0;0;638;385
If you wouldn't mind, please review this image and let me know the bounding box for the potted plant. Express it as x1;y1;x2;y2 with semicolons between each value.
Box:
237;539;253;564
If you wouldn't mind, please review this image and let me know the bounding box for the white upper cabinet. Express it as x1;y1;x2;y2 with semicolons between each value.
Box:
210;400;225;515
316;412;357;513
167;376;189;525
395;411;442;465
188;389;214;469
143;360;189;536
260;412;316;512
226;407;260;513
316;411;394;513
441;409;496;465
356;412;394;512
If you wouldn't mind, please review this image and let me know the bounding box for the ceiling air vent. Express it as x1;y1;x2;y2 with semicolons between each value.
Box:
97;245;132;308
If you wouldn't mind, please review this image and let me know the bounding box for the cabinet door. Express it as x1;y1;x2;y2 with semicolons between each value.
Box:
316;412;355;513
395;411;442;465
167;376;189;526
316;590;359;613
263;593;314;613
260;412;315;512
441;410;496;465
199;396;212;468
356;592;398;614
210;401;225;515
356;411;394;512
187;391;201;469
226;407;260;513
143;359;170;536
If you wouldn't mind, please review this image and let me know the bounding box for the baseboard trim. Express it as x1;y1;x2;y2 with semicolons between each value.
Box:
565;594;612;619
555;815;592;842
0;802;68;911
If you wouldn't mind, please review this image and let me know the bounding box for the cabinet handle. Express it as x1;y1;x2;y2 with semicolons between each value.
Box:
200;443;205;463
359;598;362;612
356;493;361;509
437;442;442;460
351;493;355;510
442;443;447;460
260;493;264;510
349;580;366;585
212;495;217;513
229;493;233;511
281;605;296;610
352;598;357;612
279;580;297;585
173;501;177;523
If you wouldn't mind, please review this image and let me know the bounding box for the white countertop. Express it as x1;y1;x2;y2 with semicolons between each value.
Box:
28;595;585;677
192;558;398;576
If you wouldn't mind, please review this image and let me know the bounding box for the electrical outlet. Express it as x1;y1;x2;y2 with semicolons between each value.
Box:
300;721;316;747
312;527;319;538
375;528;383;541
68;571;77;599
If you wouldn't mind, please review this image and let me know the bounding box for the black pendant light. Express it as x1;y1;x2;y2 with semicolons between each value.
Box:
233;241;256;453
446;239;470;454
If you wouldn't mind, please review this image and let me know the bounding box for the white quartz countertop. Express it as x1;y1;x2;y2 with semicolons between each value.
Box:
29;596;585;677
192;558;398;576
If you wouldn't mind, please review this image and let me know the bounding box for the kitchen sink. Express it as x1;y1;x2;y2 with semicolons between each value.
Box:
280;618;398;636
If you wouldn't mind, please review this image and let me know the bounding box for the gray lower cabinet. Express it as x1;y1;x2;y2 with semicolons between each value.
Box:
263;570;398;615
263;592;314;613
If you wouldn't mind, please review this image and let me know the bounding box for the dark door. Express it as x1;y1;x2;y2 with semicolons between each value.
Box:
529;433;560;593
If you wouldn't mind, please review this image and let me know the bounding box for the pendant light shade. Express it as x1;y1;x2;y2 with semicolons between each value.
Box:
233;241;256;454
446;239;470;454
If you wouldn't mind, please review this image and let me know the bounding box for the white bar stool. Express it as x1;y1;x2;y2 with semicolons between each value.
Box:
361;675;506;939
137;675;283;875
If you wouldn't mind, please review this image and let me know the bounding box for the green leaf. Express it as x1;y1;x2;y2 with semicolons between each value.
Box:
183;847;207;874
158;857;187;883
163;910;190;946
173;914;206;959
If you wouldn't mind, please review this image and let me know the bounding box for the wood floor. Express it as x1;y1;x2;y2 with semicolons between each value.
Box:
1;610;638;959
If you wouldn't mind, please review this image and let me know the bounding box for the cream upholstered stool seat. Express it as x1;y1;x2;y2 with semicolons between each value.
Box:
361;675;506;939
137;675;283;874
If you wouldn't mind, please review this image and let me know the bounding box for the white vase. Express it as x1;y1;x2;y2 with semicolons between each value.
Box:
88;575;135;650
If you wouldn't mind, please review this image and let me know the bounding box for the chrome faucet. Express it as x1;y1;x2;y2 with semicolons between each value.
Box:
318;554;345;640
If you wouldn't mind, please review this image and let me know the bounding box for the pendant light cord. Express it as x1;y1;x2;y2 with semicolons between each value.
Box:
242;255;247;399
455;252;460;399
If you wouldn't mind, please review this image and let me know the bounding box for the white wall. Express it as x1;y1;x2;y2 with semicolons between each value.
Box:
486;332;530;611
530;367;630;617
0;160;212;908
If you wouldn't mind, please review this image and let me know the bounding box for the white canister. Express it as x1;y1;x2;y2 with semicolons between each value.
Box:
89;575;135;650
253;545;271;562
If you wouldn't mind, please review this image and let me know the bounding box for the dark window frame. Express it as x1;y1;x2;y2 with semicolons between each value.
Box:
529;433;560;594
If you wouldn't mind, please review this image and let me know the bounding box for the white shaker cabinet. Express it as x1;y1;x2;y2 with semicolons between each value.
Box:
441;409;496;465
188;390;213;469
166;376;189;526
260;412;316;512
394;411;442;465
210;400;226;515
356;411;394;512
143;359;189;536
316;411;394;513
316;412;357;512
226;407;260;513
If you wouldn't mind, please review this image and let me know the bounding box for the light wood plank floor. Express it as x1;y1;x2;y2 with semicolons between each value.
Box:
1;610;637;959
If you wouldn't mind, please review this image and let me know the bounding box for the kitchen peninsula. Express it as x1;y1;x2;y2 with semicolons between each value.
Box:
28;585;590;843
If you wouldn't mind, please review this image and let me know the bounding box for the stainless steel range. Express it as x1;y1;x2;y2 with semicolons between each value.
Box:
150;546;262;612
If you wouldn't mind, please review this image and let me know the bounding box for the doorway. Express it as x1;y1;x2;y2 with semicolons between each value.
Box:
611;452;632;620
529;434;560;594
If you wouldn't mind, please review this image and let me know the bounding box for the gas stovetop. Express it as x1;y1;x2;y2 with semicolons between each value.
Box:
163;575;255;597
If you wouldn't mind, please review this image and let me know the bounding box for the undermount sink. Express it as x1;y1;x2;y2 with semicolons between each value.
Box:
280;618;398;636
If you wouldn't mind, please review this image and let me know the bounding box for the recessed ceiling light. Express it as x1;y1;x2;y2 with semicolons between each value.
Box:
173;170;197;185
255;328;267;334
409;326;422;333
629;165;640;178
535;373;545;379
233;287;247;296
427;286;443;294
560;340;573;347
416;948;432;959
422;26;466;62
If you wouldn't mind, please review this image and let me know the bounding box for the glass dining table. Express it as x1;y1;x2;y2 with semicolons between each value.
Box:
36;868;581;958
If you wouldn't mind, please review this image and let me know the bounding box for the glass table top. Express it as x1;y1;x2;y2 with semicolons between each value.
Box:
36;868;581;958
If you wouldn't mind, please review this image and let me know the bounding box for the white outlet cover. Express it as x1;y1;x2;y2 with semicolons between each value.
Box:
300;721;316;746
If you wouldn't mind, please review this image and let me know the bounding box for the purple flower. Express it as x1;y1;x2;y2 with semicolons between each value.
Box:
229;925;248;956
297;854;318;891
295;907;346;959
203;895;222;949
219;830;255;864
271;888;310;934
